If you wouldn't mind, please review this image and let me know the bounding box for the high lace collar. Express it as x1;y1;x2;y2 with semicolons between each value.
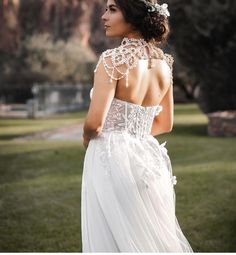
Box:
121;37;149;46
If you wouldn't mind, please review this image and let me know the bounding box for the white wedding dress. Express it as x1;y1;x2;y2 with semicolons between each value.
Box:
81;38;193;252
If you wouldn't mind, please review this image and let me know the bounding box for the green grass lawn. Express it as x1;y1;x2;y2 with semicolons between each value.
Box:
0;111;86;140
0;104;235;252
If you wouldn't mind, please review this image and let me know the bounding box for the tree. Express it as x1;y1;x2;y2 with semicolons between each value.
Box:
167;0;236;113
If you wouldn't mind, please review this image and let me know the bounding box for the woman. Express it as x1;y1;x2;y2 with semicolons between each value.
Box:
81;0;193;252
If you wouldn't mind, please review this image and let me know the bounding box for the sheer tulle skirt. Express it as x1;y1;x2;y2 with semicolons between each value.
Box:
81;132;193;252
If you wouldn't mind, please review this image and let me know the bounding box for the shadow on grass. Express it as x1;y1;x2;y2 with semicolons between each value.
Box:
0;134;32;140
172;123;208;136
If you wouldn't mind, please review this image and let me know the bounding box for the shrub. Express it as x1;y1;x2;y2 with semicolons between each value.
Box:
23;33;97;83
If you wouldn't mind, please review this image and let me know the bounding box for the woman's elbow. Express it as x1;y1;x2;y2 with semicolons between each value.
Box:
164;120;174;133
166;124;173;133
160;125;173;135
151;120;173;136
83;120;103;136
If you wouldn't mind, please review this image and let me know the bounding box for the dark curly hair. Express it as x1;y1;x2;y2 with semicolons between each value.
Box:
114;0;170;44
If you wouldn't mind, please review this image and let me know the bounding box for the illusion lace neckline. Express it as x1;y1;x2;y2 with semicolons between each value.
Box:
121;37;151;46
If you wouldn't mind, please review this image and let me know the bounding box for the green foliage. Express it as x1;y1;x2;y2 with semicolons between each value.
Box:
167;0;236;113
0;34;97;86
23;33;96;83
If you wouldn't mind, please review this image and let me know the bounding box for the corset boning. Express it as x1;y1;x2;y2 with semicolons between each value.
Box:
102;98;163;138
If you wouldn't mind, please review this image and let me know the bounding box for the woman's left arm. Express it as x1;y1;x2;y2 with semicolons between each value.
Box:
83;57;117;148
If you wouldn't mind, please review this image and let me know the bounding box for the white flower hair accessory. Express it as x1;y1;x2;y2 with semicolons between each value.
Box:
140;1;170;18
149;3;170;17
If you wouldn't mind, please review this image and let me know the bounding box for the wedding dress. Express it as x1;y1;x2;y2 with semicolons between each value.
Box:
81;38;193;252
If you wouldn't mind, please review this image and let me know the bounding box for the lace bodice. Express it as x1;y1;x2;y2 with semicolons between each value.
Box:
102;97;162;138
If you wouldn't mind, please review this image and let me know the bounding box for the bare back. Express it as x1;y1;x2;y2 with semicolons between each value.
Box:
94;37;173;107
115;57;172;107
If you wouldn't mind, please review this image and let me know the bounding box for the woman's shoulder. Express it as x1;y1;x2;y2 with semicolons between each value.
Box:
94;43;174;84
94;45;127;83
94;44;131;80
163;52;174;70
97;44;128;66
151;46;174;70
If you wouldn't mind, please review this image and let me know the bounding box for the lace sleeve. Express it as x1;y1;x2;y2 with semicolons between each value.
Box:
94;48;130;86
164;53;174;86
164;53;174;70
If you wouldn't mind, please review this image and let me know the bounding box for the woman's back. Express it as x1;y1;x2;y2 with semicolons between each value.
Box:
115;57;172;107
94;37;173;106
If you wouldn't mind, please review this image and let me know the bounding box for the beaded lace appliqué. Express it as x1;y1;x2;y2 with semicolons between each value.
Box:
94;37;174;87
102;98;162;138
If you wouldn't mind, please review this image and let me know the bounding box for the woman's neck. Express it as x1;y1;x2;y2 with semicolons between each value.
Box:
123;32;143;40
